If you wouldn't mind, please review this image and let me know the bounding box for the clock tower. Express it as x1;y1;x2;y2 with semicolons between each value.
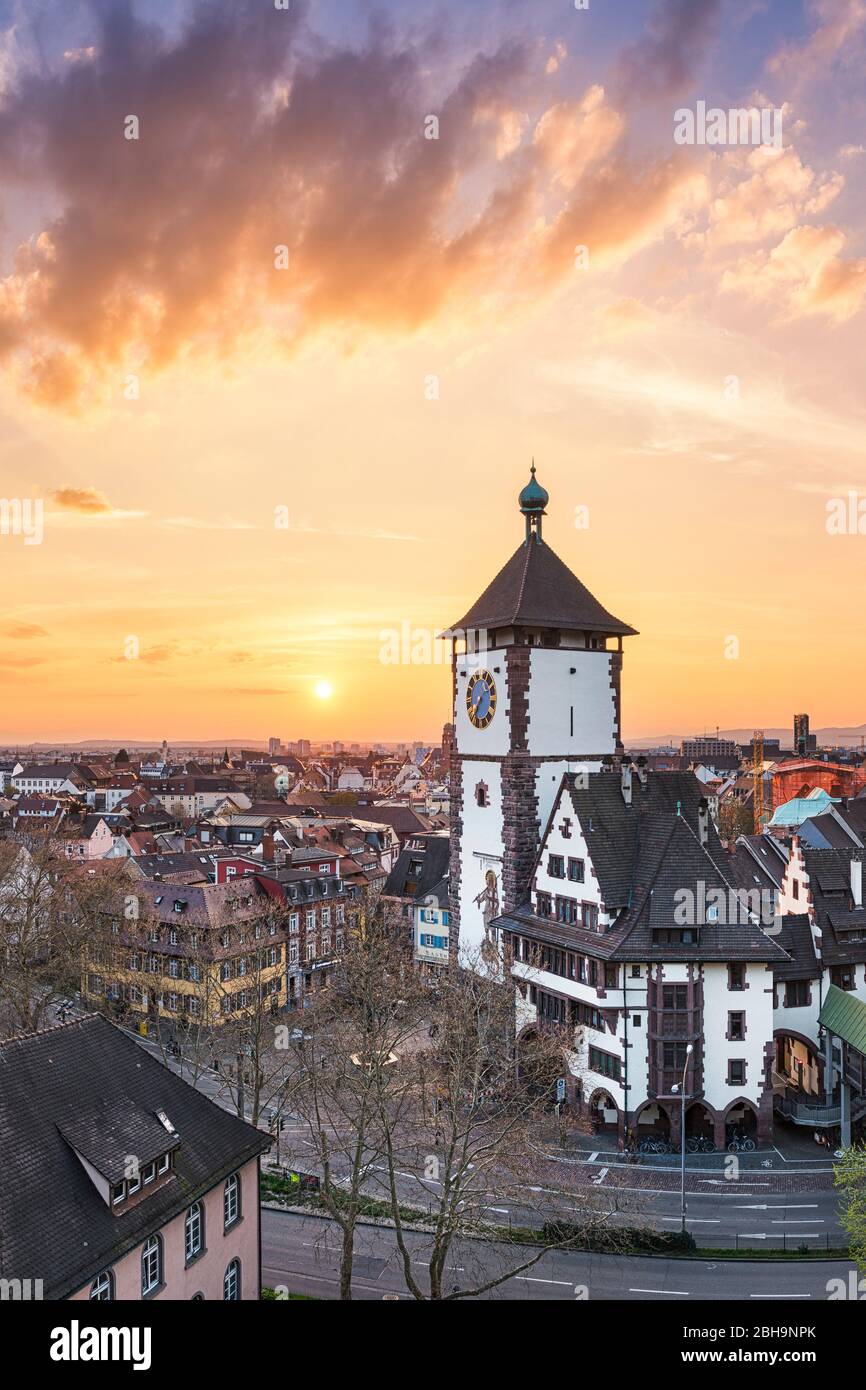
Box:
442;466;637;960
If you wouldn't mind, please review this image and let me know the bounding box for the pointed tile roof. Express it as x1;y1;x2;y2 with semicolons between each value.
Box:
444;538;637;637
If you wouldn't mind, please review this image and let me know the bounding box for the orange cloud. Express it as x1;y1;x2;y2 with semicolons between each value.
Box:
721;224;866;322
1;622;48;639
50;487;113;513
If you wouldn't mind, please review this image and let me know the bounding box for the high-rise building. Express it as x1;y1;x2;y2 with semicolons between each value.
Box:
793;713;816;755
268;736;282;755
681;736;739;762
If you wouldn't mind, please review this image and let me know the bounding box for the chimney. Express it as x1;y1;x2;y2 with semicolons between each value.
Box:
698;798;709;847
621;762;633;806
852;858;863;909
261;832;275;863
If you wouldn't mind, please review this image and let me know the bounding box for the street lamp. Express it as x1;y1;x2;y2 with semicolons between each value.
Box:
670;1042;694;1235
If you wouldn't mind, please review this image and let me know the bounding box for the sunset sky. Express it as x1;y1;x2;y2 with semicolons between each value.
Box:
0;0;864;744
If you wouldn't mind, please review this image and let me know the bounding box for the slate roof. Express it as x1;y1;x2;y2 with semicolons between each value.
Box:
0;1015;270;1298
444;538;637;637
59;1097;181;1185
802;847;866;965
495;770;790;964
772;914;819;981
731;833;789;890
383;836;451;901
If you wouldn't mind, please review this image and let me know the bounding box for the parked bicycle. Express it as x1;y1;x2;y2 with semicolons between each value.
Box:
726;1130;756;1153
637;1136;671;1155
685;1135;716;1154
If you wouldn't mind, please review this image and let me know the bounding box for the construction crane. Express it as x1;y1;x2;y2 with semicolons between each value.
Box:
752;729;765;833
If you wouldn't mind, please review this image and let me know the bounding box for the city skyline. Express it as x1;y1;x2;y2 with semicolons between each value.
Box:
1;0;865;741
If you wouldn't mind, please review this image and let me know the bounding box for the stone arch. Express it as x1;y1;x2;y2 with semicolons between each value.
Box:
587;1087;619;1133
724;1096;758;1138
684;1100;714;1139
773;1027;821;1095
633;1098;672;1140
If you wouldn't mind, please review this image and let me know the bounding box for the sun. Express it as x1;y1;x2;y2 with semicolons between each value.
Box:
314;680;333;700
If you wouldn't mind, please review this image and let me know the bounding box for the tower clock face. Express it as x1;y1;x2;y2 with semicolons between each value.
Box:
466;669;497;729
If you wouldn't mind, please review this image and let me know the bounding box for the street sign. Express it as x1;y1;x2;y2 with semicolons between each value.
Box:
556;1077;567;1103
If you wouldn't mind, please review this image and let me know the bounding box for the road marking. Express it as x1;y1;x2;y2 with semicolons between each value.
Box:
732;1204;817;1210
629;1288;690;1296
661;1217;719;1224
588;1152;599;1163
515;1276;574;1286
771;1218;824;1224
592;1167;609;1185
750;1293;812;1299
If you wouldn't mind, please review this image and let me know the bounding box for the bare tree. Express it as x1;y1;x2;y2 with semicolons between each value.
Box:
0;832;125;1037
281;912;426;1299
376;955;629;1299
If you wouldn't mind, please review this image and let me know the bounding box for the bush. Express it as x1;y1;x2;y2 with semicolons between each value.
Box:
541;1222;696;1254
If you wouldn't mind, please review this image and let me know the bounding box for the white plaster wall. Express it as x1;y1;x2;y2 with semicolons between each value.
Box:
527;649;616;757
458;759;503;959
454;647;511;757
533;792;604;915
702;963;771;1110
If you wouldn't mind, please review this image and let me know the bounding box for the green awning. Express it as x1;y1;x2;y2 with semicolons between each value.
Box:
819;983;866;1056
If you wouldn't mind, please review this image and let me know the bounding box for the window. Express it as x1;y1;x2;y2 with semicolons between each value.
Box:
604;963;618;989
89;1270;113;1301
111;1181;125;1207
158;1152;170;1175
785;980;809;1008
289;912;299;934
305;911;315;932
142;1161;156;1186
567;858;585;883
185;1202;203;1263
631;965;641;978
306;939;316;962
224;1172;240;1229
224;1258;241;1301
548;855;565;878
589;1046;621;1082
831;966;855;991
728;1011;745;1041
321;907;331;928
662;984;687;1010
127;1167;141;1195
289;941;299;964
336;905;345;925
728;1059;746;1086
728;963;745;991
581;903;599;932
556;896;577;925
536;891;552;918
141;1235;162;1296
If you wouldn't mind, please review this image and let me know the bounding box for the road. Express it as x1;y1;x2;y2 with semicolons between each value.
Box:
122;1029;847;1250
261;1208;857;1301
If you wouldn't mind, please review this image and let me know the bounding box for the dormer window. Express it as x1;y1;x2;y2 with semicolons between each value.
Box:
111;1182;125;1206
143;1161;156;1186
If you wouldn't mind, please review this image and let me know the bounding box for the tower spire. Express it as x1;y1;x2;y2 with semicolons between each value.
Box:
518;460;549;544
